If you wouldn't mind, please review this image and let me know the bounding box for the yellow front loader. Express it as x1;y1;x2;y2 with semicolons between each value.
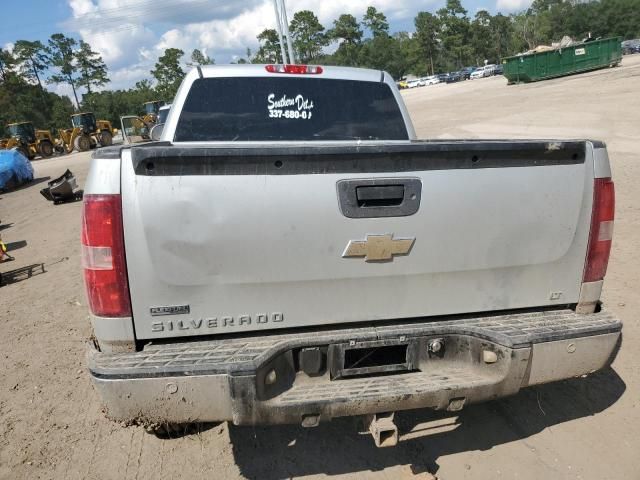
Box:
0;122;55;160
56;112;117;153
142;100;165;124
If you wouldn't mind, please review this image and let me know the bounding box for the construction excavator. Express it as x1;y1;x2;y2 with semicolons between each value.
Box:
56;112;117;153
0;122;55;160
142;100;165;124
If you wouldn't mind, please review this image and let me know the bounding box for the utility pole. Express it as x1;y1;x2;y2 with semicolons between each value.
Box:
272;0;296;64
281;0;295;64
272;0;288;64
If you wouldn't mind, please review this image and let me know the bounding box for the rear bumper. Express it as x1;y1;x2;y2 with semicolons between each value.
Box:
88;308;622;426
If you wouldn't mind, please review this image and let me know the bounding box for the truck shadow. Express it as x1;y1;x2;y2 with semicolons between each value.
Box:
148;422;219;440
229;367;625;479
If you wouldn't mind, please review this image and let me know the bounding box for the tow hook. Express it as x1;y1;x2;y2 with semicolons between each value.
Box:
364;412;398;448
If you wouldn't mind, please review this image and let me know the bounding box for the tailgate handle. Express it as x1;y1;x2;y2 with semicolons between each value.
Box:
337;178;422;218
356;185;404;207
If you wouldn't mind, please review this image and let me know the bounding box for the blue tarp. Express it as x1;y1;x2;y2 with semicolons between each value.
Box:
0;149;34;190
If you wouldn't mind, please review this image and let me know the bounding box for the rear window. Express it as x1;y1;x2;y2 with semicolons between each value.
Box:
174;77;408;142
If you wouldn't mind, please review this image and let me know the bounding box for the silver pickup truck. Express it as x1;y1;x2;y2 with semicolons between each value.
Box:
83;64;621;447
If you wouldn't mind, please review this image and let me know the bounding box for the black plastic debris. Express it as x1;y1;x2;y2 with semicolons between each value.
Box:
40;169;84;205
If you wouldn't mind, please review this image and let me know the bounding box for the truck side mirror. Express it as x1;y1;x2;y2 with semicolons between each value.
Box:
150;124;164;141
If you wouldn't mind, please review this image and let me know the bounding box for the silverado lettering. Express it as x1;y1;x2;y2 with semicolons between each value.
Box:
150;313;285;332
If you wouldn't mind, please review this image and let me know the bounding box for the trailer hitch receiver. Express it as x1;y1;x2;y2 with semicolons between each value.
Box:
365;412;398;448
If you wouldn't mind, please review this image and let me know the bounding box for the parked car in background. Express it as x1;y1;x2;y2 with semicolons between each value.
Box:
423;75;440;85
407;79;421;88
437;73;448;83
445;71;463;83
494;64;504;75
621;40;640;55
461;67;475;80
397;80;408;89
470;68;485;79
470;64;496;79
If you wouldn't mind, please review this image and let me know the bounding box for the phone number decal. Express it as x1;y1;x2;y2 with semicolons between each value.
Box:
268;110;313;119
267;93;314;120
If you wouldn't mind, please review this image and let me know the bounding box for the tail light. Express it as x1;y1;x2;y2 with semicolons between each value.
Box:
583;178;615;282
81;194;131;317
265;64;323;74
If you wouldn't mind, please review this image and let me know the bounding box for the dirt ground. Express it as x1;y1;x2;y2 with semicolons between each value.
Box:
1;55;639;480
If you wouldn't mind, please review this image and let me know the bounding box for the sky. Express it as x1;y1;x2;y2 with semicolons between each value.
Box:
1;0;532;98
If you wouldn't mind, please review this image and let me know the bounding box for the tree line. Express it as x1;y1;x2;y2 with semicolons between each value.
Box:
0;34;213;135
0;33;109;135
254;0;639;79
1;0;638;136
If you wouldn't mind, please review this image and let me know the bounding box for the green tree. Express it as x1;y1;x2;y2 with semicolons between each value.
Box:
436;0;472;70
597;0;640;38
358;35;407;78
190;49;214;66
509;14;530;52
254;29;282;63
47;33;80;109
363;6;389;38
289;10;327;63
48;91;76;129
0;48;16;82
470;10;494;65
394;31;421;76
328;14;363;45
0;72;74;134
13;40;49;90
151;48;185;101
76;40;109;97
490;14;513;61
327;14;363;66
135;79;155;99
414;12;441;75
79;79;161;127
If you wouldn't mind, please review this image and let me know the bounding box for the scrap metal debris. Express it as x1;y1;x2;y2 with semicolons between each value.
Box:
40;169;83;205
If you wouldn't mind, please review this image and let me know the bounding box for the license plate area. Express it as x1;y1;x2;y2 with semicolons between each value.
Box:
328;339;419;380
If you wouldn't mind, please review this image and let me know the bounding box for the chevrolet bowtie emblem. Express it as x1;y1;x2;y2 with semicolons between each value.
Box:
342;234;415;262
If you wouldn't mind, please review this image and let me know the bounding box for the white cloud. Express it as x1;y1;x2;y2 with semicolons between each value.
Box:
78;25;156;68
496;0;531;12
63;0;439;90
68;0;97;16
155;2;275;54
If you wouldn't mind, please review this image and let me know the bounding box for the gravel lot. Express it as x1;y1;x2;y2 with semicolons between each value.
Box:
1;56;639;479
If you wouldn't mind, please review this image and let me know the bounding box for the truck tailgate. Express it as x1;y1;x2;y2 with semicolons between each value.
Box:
121;141;595;339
